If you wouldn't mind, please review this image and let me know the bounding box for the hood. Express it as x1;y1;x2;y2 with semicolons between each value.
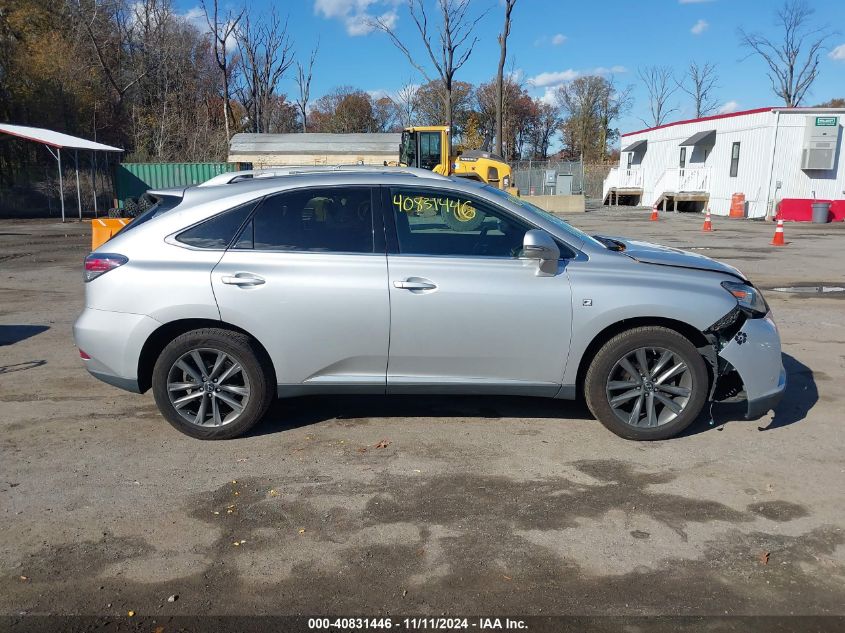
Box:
595;235;747;281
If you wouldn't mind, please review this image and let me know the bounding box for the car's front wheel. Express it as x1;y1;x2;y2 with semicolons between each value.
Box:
584;326;709;440
152;328;274;440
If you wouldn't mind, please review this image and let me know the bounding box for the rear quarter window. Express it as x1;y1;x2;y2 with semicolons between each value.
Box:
176;201;258;249
117;194;183;234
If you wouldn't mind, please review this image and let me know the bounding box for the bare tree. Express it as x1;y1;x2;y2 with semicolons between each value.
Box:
597;76;633;162
495;0;517;156
236;9;293;133
392;78;420;128
372;0;488;156
637;65;678;127
294;41;319;133
526;101;560;160
556;75;630;163
739;0;833;107
201;0;243;141
677;61;719;118
66;0;150;109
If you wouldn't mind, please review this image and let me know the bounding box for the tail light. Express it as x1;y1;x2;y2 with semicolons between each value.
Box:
84;253;128;282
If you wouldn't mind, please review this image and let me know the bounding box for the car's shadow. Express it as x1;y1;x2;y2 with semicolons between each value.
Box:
0;324;50;346
249;352;817;439
249;394;594;437
684;353;817;436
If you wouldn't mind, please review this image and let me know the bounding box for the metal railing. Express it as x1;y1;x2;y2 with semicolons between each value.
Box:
602;167;644;199
653;167;711;197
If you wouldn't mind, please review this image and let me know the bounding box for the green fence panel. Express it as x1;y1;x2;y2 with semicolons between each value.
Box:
114;162;251;207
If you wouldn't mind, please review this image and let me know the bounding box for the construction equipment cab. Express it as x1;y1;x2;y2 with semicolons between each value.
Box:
400;126;515;193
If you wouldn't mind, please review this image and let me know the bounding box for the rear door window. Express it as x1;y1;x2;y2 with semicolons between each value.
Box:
234;187;376;253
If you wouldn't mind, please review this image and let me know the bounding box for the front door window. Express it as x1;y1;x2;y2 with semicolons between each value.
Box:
389;188;531;258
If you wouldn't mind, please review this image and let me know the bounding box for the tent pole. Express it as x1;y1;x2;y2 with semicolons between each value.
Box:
58;147;65;223
75;149;82;220
91;151;98;218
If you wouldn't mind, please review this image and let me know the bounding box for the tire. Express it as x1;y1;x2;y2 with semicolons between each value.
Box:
441;205;486;232
584;326;709;441
107;207;122;218
151;328;274;440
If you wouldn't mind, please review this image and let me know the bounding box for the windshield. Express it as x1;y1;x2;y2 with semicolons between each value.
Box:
480;185;605;249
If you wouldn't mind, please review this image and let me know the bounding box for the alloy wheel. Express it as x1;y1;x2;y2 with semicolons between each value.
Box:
605;346;693;428
166;348;251;427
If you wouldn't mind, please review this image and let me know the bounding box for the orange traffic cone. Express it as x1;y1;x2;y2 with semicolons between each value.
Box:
702;208;713;232
650;205;659;221
771;219;786;246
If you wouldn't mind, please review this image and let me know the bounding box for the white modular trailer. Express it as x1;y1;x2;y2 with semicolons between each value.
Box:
603;107;845;218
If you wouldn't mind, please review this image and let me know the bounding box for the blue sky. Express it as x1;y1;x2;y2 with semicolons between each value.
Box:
177;0;845;141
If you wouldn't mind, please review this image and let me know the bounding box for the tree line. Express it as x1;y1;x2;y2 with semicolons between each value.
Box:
0;0;840;190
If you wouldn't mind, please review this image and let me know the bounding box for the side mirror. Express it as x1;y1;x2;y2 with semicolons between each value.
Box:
522;229;560;276
522;229;560;261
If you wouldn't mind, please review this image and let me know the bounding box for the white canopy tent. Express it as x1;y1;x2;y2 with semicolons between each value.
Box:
0;123;123;222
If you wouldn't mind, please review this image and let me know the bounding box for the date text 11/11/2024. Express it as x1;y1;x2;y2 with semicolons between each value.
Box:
308;617;528;630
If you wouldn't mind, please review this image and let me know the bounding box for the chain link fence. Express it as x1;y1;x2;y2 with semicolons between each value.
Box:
511;160;583;196
511;160;615;201
583;164;613;200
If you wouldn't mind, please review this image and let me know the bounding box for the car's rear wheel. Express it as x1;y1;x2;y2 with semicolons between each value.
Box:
152;328;274;440
584;326;709;440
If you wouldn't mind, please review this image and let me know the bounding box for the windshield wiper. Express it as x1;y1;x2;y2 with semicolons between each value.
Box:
594;235;626;252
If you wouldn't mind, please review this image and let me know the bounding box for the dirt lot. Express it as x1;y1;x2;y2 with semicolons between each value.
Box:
1;211;844;623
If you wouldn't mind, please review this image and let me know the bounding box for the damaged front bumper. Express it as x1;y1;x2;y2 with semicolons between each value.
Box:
713;311;786;419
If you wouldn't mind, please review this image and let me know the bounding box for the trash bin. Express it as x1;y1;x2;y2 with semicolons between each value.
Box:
812;201;831;224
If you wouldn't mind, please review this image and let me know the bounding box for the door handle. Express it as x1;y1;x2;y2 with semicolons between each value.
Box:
393;279;437;291
221;273;265;286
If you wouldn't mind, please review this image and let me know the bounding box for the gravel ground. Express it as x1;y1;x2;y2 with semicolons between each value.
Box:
1;210;844;623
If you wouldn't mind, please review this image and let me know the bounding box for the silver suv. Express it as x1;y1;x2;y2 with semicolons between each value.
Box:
73;169;785;440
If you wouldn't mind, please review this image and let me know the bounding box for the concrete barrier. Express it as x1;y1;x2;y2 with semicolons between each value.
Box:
522;194;585;213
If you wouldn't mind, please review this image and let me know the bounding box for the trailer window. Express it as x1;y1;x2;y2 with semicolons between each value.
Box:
730;142;740;177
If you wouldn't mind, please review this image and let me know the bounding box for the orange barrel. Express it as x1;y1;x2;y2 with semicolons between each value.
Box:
730;193;746;218
91;218;131;251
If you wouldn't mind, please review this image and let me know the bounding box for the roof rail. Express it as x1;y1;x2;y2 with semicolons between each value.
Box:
196;165;448;187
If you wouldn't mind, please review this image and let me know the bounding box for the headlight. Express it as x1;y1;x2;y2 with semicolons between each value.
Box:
721;281;768;317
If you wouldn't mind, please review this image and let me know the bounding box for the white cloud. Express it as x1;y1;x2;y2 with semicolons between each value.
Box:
718;100;739;114
182;6;206;29
314;0;398;37
539;87;558;106
507;68;525;82
179;5;236;51
829;44;845;61
551;33;567;46
528;69;580;87
691;19;709;35
593;65;627;75
528;65;626;88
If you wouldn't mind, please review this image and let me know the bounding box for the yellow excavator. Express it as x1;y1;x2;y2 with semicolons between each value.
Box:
398;125;518;230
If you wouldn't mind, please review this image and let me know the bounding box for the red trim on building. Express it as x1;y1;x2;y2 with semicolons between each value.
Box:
0;127;63;148
621;107;775;138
